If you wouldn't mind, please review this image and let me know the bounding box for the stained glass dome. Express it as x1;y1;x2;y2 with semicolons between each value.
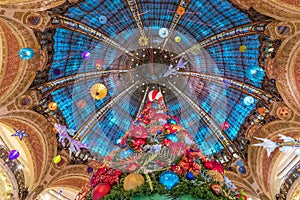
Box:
34;0;280;158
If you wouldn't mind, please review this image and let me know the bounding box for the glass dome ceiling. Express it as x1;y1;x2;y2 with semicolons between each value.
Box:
34;0;280;157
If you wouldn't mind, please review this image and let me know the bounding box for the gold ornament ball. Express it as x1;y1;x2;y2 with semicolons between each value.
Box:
207;170;224;186
53;155;61;164
175;36;181;43
239;45;247;52
90;83;108;100
123;173;145;191
48;102;58;110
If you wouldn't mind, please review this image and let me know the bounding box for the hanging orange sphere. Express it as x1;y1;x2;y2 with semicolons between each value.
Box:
90;83;108;100
257;107;267;115
48;102;58;110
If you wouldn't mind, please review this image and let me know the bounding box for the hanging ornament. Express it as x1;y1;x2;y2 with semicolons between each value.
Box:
87;167;93;174
166;134;179;142
18;47;34;60
92;183;111;200
186;172;195;180
11;129;29;141
207;170;225;185
221;121;230;130
123;173;145;191
99;15;107;24
138;36;148;46
239;45;247;52
53;68;61;76
163;138;172;146
90;83;108;100
159;171;179;190
119;148;133;159
175;36;181;43
204;161;214;169
176;6;185;16
77;100;86;109
167;118;177;125
82;51;91;60
8;150;19;161
148;90;163;102
243;96;254;106
210;184;222;195
94;58;104;69
257;107;267;115
48;102;58;110
53;155;61;164
238;166;247;175
159;28;169;38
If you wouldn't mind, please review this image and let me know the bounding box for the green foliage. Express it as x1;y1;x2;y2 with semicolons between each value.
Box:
90;171;237;200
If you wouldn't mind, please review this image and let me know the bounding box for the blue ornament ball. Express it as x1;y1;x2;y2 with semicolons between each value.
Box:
186;172;195;180
167;118;177;125
157;130;162;135
18;48;34;60
243;96;254;106
238;166;247;175
87;167;93;174
119;148;133;159
159;171;179;190
166;134;179;142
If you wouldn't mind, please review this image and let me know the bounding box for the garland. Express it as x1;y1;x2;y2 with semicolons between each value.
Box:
86;169;236;200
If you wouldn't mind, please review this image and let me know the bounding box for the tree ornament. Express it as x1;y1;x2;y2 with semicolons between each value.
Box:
210;184;222;195
166;134;179;142
92;183;111;200
159;171;179;190
123;173;145;191
207;170;224;185
87;167;93;174
163;138;172;146
186;172;195;180
11;129;29;141
204;161;214;169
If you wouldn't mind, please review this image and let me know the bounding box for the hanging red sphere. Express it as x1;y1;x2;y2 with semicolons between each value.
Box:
132;138;146;147
221;122;230;130
92;183;112;200
204;161;214;170
163;138;172;146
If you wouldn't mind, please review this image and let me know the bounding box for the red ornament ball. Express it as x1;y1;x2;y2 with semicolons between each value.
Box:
204;161;214;170
163;138;172;146
92;183;111;200
221;122;230;130
132;138;146;147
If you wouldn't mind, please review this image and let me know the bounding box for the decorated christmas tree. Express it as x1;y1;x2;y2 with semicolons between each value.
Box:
78;90;241;200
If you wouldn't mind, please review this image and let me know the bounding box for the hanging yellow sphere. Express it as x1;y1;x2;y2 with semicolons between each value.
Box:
123;173;145;191
90;83;108;100
53;155;61;164
239;45;247;52
48;102;58;110
175;36;181;43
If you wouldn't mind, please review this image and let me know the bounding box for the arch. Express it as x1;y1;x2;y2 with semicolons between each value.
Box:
0;16;44;109
0;110;57;190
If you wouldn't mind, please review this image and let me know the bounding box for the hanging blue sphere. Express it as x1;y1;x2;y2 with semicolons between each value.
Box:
243;96;254;106
87;167;93;174
186;172;195;180
167;118;177;125
119;148;133;159
99;15;107;24
238;166;247;175
157;130;162;135
166;134;179;142
159;171;179;190
18;48;34;60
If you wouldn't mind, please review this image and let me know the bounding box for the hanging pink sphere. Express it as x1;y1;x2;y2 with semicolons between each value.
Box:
8;150;20;161
221;122;230;130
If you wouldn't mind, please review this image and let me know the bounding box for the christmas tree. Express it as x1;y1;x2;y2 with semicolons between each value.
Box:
78;90;241;200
